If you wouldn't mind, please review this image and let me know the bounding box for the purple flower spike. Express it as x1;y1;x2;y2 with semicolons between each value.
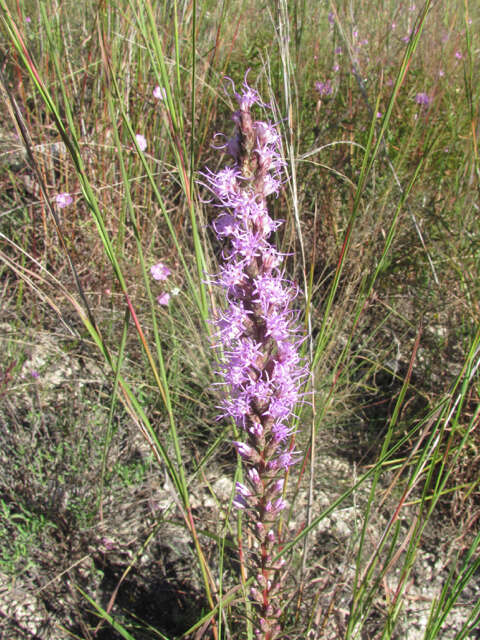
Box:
203;76;308;639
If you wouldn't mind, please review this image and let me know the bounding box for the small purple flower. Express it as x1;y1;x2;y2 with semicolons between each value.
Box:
415;92;431;107
232;441;254;460
315;80;333;97
55;192;73;208
248;467;262;488
455;50;463;60
235;482;251;499
135;133;147;151
150;262;171;281
233;494;248;510
328;11;334;25
271;478;284;495
100;537;115;550
153;85;167;100
157;292;170;306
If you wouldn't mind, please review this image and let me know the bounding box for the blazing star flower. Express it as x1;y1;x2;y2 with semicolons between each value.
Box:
204;74;308;640
315;80;333;97
415;92;431;106
55;192;73;208
150;262;171;281
135;133;147;151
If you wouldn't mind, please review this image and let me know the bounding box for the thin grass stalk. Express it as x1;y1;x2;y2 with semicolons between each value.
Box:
141;0;210;319
311;102;376;370
423;527;480;639
0;236;181;495
122;0;210;322
38;15;175;407
268;4;316;594
0;68;96;332
189;0;197;203
357;326;479;636
3;241;227;636
76;587;142;640
312;0;435;362
97;12;219;624
0;4;123;291
182;401;451;638
345;328;423;638
98;305;130;522
462;0;479;183
1;9;219;622
380;333;480;636
196;0;245;157
104;87;174;410
302;137;428;550
324;152;426;423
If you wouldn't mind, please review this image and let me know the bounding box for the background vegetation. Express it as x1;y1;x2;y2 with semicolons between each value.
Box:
0;0;479;638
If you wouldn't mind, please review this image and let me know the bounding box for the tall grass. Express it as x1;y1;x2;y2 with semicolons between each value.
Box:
0;0;478;638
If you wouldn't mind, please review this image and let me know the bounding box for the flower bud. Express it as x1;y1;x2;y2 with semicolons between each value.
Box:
256;573;268;589
248;467;261;488
250;587;264;604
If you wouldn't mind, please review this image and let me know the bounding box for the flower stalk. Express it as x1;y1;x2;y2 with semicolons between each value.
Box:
204;76;308;639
